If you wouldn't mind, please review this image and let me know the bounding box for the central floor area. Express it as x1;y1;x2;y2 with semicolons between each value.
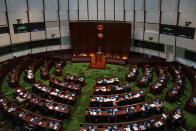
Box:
1;61;196;131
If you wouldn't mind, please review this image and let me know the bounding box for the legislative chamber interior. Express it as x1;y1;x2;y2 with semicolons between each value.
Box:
0;0;195;131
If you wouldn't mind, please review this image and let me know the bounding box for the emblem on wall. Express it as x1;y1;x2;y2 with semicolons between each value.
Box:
97;24;103;31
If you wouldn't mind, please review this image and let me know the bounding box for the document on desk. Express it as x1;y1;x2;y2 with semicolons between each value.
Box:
102;88;106;92
30;118;34;122
149;104;156;108
125;128;131;131
92;112;97;115
133;126;138;130
173;114;181;119
133;94;140;98
162;114;167;119
54;126;57;130
140;125;146;130
158;121;163;126
55;106;59;110
155;121;163;127
49;106;53;110
69;97;73;100
50;92;55;95
8;108;13;112
104;99;109;102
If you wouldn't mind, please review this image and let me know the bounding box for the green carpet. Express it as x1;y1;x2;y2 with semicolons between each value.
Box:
0;61;196;130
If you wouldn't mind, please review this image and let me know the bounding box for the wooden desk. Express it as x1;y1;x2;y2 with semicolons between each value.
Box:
0;94;62;131
126;64;138;82
106;58;126;65
16;86;70;117
90;90;145;107
9;57;32;88
184;67;196;113
0;124;12;131
89;53;106;69
55;61;66;76
33;81;77;105
150;66;167;94
64;74;85;86
71;56;90;63
50;77;81;95
165;67;184;102
85;98;161;122
25;58;44;83
93;84;131;95
96;77;120;86
80;108;183;131
137;65;153;88
184;95;196;113
165;84;182;102
71;56;126;66
96;52;103;62
41;59;55;80
152;119;165;129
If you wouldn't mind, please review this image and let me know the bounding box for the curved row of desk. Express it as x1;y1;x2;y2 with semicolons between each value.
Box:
9;56;32;88
126;65;138;82
50;77;81;95
90;89;145;107
137;65;153;88
41;59;55;80
33;81;77;105
165;65;184;102
93;84;132;95
16;86;70;118
85;98;162;123
55;61;66;76
0;55;64;130
0;93;62;130
150;65;168;94
80;108;184;131
24;58;44;83
0;53;195;130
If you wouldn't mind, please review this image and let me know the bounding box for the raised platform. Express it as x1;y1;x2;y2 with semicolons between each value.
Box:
71;56;127;66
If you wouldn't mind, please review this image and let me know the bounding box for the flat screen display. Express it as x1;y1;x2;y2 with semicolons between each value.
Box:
177;27;195;39
13;22;45;33
30;22;45;32
13;24;29;33
160;24;177;36
0;26;10;34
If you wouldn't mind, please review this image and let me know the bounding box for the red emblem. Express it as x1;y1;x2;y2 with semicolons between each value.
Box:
98;33;103;38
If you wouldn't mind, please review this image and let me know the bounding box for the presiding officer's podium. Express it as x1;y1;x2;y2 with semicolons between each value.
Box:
89;52;106;69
